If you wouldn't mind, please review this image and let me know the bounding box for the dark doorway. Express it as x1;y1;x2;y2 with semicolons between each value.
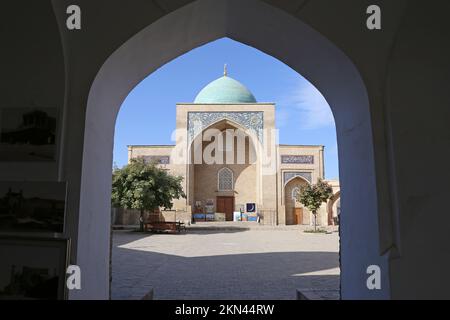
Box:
216;196;234;221
294;207;303;225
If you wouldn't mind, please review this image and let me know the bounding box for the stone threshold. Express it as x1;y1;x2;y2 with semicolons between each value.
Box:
297;288;340;300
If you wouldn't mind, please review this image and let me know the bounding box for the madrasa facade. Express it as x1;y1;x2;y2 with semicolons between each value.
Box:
127;70;340;226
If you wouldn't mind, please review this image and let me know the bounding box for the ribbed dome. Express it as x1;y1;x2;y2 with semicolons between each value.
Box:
194;76;257;103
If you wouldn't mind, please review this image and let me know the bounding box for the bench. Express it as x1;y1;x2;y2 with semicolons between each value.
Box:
176;221;186;232
144;221;186;233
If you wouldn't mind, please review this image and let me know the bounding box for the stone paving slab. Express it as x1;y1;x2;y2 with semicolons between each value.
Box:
188;221;338;231
111;227;340;300
113;222;339;232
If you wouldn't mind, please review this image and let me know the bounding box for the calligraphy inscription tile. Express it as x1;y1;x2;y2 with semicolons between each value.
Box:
143;156;170;164
281;155;314;164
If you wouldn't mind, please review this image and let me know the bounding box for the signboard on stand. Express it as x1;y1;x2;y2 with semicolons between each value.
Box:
246;203;256;213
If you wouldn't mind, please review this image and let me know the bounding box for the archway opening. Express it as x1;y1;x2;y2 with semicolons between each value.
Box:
77;0;389;300
284;176;310;226
111;37;341;299
327;190;341;226
188;119;260;222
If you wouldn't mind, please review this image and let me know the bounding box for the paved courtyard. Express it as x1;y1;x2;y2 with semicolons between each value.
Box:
111;224;340;300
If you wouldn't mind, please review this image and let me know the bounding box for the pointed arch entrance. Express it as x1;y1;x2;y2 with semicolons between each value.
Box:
188;118;260;221
328;191;341;225
78;0;389;299
284;176;310;225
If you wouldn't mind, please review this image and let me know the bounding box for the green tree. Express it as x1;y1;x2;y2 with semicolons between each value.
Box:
111;158;186;231
297;178;333;231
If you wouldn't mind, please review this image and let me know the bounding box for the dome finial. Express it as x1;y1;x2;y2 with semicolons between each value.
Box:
194;70;257;103
223;63;227;77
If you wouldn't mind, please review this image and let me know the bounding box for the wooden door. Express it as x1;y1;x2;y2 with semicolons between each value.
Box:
216;196;234;221
294;207;303;225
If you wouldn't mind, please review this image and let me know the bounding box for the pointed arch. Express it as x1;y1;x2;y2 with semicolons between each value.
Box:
78;0;390;299
284;174;311;187
327;190;341;225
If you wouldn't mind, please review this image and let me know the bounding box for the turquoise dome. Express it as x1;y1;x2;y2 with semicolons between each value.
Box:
194;76;257;103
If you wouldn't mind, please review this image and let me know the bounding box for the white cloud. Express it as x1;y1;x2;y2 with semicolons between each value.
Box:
279;82;335;130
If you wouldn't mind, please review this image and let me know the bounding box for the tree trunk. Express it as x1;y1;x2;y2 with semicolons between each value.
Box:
139;209;144;232
313;211;317;231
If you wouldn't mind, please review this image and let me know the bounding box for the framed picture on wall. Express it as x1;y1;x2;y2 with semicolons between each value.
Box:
0;236;70;300
0;107;57;162
0;181;67;234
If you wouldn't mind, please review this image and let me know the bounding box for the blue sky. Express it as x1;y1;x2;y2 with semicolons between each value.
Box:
114;38;339;179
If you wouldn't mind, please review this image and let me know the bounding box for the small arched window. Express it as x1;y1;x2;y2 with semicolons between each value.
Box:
292;186;301;201
218;167;234;191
